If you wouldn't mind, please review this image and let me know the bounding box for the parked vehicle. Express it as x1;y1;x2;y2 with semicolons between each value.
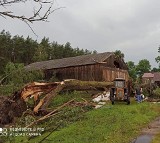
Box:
110;78;130;105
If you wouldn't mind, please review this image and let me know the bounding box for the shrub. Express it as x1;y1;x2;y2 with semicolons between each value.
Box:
153;88;160;98
0;62;44;95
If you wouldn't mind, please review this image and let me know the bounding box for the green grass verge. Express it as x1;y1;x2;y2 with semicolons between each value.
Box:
8;99;160;143
152;133;160;143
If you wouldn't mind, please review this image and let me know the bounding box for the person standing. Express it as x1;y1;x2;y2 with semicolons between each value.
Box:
135;86;142;103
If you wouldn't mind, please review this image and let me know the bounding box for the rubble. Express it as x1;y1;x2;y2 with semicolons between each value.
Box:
92;91;110;109
92;91;110;102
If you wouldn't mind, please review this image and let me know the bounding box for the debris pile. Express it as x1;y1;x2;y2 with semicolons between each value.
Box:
92;91;110;102
0;80;113;126
92;91;110;109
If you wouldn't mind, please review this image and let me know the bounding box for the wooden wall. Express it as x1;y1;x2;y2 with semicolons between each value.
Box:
46;64;129;82
102;67;129;82
53;64;103;81
45;54;129;81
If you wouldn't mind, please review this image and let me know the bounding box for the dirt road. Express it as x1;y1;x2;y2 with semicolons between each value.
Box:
132;117;160;143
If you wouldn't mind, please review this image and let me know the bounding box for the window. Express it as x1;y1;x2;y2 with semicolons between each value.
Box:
115;81;125;88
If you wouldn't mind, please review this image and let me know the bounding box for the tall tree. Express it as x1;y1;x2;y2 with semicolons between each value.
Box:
0;30;12;74
0;30;95;76
136;59;151;78
63;42;74;57
40;37;51;60
151;67;160;72
114;50;124;60
11;35;25;63
22;36;38;65
33;45;48;62
127;61;137;81
155;46;160;68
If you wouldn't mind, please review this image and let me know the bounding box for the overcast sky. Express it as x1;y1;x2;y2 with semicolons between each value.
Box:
0;0;160;68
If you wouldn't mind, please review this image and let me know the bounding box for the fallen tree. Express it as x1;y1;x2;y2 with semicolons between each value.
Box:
0;92;27;126
37;80;113;112
0;80;113;126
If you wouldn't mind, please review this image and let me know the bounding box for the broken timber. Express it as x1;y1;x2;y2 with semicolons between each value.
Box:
20;80;113;113
0;80;113;126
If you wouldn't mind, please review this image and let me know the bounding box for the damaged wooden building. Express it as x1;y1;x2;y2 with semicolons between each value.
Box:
25;52;129;82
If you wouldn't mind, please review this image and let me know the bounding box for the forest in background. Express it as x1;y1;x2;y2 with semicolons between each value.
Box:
0;29;160;88
0;30;97;75
0;30;98;94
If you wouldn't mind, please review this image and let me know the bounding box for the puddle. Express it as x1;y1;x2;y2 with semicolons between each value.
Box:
131;117;160;143
132;135;153;143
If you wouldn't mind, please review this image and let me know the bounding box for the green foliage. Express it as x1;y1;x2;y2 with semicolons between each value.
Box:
0;30;12;74
136;59;151;78
4;62;25;85
0;62;44;95
12;101;160;143
142;88;150;97
49;91;92;108
0;30;97;96
153;88;160;98
155;46;160;68
151;67;160;72
3;62;44;85
155;56;160;64
127;61;137;81
5;91;93;143
114;50;124;59
33;44;48;62
0;30;95;76
0;84;18;96
42;102;160;143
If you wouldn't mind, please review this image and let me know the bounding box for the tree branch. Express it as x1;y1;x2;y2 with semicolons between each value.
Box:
0;0;64;23
0;0;65;35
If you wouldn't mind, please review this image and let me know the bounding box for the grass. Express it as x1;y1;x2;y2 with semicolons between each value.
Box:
7;97;160;143
49;91;92;108
42;102;159;143
152;133;160;143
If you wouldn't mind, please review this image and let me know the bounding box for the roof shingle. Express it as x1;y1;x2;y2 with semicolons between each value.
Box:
25;52;113;70
142;73;154;78
153;72;160;81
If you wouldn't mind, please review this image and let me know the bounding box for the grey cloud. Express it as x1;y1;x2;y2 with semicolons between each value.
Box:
0;0;160;68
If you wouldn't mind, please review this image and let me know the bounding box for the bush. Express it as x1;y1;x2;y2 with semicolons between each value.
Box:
153;88;160;98
0;62;44;96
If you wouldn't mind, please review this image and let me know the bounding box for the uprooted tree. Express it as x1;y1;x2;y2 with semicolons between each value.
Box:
0;80;114;126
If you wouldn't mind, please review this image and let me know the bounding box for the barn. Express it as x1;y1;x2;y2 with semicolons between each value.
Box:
25;52;129;82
